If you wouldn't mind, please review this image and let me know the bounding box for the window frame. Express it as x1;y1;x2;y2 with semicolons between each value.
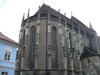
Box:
4;49;11;61
1;72;8;75
51;26;58;69
28;26;36;70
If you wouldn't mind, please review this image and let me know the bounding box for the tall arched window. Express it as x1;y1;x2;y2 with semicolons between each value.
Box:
29;26;36;69
51;26;58;69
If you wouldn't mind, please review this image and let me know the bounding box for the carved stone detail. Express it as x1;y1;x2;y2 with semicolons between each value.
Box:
37;20;40;24
48;44;51;56
59;28;62;34
37;26;40;33
19;31;23;38
35;44;39;56
48;25;51;32
25;28;29;35
62;46;66;57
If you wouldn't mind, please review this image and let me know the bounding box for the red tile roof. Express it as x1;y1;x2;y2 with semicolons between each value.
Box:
0;32;17;44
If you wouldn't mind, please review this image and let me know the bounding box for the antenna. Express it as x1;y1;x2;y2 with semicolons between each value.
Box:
71;11;73;17
89;19;91;24
43;0;44;4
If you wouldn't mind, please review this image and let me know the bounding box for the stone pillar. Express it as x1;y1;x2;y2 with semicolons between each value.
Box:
72;26;82;75
95;35;99;53
72;29;78;52
84;27;86;36
15;25;24;75
47;14;51;75
20;27;26;72
33;13;41;75
78;34;83;53
34;20;40;69
24;22;30;70
72;25;75;49
79;61;82;75
66;29;75;75
15;49;21;75
74;53;82;75
59;19;67;75
66;31;70;48
15;13;25;75
20;21;30;75
62;37;67;75
77;28;82;75
63;22;68;75
19;23;25;73
20;9;30;75
47;44;51;69
47;14;51;70
77;27;81;52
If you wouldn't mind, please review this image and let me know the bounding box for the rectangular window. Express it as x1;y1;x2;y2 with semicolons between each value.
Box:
1;72;8;75
4;50;11;61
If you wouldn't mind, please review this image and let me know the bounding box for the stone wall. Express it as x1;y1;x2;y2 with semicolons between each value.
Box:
81;56;100;75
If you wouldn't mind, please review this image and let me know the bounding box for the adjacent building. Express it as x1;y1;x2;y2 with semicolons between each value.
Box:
0;32;18;75
15;4;100;75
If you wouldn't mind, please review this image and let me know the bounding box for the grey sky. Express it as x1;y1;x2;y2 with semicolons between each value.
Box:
0;0;100;42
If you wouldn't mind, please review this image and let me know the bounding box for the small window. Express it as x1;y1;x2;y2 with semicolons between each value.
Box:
4;50;11;61
1;72;8;75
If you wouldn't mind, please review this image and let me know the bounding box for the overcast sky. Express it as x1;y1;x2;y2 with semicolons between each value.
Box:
0;0;100;42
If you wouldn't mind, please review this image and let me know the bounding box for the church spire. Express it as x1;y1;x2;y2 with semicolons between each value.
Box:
27;9;30;22
21;13;25;26
71;11;72;16
89;21;94;30
43;0;44;4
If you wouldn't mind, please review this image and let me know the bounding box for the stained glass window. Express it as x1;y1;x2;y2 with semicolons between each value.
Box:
51;26;58;69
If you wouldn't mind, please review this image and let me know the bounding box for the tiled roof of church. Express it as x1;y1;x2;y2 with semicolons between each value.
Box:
71;16;96;35
23;4;96;37
34;4;95;34
80;46;98;59
0;32;17;44
34;4;71;22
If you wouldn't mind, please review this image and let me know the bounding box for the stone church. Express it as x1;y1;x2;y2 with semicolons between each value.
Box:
15;4;100;75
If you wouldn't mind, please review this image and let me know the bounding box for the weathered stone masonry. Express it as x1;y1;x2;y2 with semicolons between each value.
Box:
15;4;100;75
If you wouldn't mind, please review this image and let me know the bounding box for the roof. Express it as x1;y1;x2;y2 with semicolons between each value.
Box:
0;32;18;45
31;4;71;23
23;4;96;37
80;46;98;59
71;16;96;36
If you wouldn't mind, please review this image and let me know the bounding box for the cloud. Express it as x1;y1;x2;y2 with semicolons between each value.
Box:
0;0;100;42
0;0;8;10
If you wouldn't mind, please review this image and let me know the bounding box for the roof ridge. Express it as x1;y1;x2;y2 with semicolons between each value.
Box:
0;32;17;44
